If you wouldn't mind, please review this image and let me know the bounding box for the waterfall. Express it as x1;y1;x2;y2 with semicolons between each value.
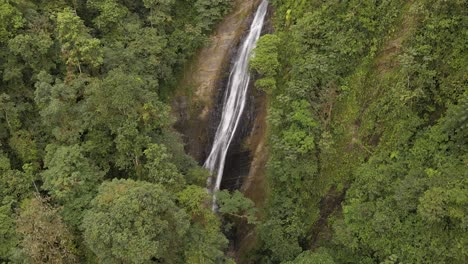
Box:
204;0;268;209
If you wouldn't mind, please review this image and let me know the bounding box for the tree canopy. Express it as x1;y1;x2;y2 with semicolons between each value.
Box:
248;0;467;263
82;179;189;263
0;0;233;262
0;0;466;263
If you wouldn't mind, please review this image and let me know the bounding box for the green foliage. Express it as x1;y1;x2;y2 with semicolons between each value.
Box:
283;248;335;264
0;93;21;133
143;0;175;29
9;130;40;165
42;144;102;200
254;0;466;263
1;0;230;261
143;143;185;191
178;185;228;263
398;0;467;113
87;0;129;32
0;152;33;207
86;68;171;173
251;34;280;92
0;204;16;260
258;219;303;262
217;190;257;224
335;94;468;263
34;73;93;143
16;196;78;263
186;166;211;186
418;186;467;224
0;151;34;260
42;144;104;227
0;0;23;43
83;179;190;263
8;32;55;74
56;8;103;74
1;0;465;263
194;0;232;31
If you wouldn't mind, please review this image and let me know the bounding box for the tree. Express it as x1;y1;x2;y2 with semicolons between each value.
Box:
82;179;190;263
194;0;232;31
0;151;32;261
216;190;257;224
143;0;175;30
41;144;104;226
34;72;94;143
250;34;280;92
284;249;335;264
0;0;23;43
9;129;40;166
258;218;303;262
87;0;129;32
86;68;171;175
16;196;78;263
56;7;103;75
8;31;55;74
143;143;185;191
0;93;21;134
336;94;468;263
0;204;16;260
0;0;241;261
178;185;228;263
0;168;32;207
0;150;33;207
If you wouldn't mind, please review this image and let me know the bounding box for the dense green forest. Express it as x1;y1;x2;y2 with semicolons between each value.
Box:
249;0;467;263
0;0;245;263
0;0;466;263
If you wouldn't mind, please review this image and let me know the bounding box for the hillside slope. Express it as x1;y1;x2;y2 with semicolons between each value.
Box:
247;0;467;263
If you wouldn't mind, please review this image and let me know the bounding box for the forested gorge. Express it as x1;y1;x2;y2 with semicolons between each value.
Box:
0;0;466;263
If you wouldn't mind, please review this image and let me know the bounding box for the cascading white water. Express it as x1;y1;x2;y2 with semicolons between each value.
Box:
204;0;268;208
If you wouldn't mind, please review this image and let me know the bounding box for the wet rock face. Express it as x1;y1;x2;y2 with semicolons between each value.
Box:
217;3;274;191
172;0;262;163
173;0;271;192
218;80;256;190
173;2;273;262
208;0;270;190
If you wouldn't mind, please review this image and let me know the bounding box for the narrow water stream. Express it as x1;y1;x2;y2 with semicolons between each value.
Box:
204;0;268;209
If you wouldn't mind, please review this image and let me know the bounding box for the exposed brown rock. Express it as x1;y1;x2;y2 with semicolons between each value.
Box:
173;0;261;162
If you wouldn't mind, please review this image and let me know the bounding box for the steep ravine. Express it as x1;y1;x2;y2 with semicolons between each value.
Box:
234;89;268;263
172;1;270;261
172;0;262;162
